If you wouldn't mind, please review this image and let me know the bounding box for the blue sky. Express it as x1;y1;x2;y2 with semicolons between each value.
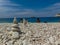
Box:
0;0;60;18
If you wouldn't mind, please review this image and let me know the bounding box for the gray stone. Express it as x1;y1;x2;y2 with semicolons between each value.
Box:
22;39;28;45
6;41;13;45
12;32;20;39
13;17;18;24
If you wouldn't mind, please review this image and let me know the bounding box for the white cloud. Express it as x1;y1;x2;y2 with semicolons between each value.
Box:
0;0;36;18
0;0;22;17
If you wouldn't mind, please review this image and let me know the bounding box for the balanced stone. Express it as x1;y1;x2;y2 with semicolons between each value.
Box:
12;24;19;28
11;17;20;32
13;17;18;24
11;27;19;31
9;17;20;39
10;32;20;39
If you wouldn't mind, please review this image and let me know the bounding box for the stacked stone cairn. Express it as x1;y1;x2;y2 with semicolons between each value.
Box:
23;18;28;27
9;17;20;39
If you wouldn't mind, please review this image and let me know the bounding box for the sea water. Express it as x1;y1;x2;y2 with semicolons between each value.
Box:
0;17;60;23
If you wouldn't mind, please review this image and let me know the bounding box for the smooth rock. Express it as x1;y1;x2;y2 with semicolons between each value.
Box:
23;39;28;45
12;24;19;28
11;32;20;39
11;28;19;31
6;41;13;45
48;36;55;44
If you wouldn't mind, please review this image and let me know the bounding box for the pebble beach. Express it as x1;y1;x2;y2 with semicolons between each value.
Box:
0;22;60;45
0;17;60;45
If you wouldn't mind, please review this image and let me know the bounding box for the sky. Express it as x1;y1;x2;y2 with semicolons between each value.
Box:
0;0;60;18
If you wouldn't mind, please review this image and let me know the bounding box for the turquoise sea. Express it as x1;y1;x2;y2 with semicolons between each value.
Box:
0;17;60;23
